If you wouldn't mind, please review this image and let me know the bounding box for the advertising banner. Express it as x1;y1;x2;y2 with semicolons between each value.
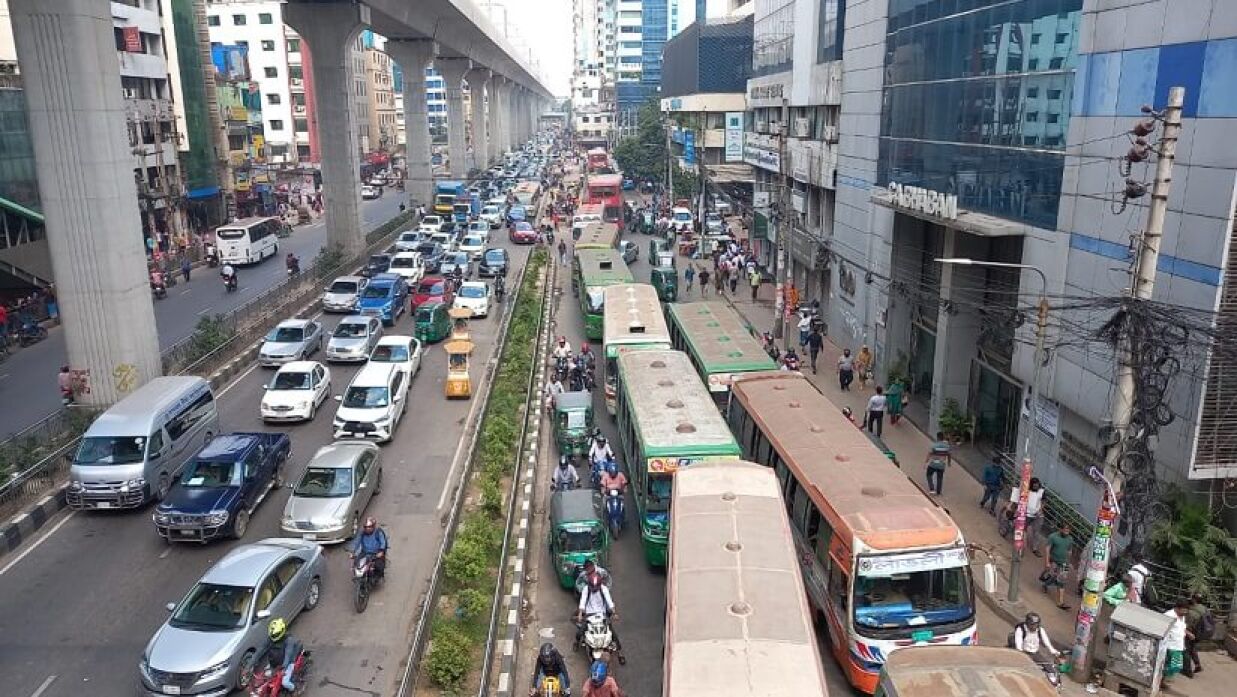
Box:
724;112;744;162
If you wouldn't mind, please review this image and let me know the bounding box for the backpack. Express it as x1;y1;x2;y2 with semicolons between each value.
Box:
1006;623;1024;649
1198;609;1216;639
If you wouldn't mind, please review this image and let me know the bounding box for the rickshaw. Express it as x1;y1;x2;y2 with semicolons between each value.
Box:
639;210;654;235
649;238;670;263
443;339;474;398
548;488;609;589
448;306;473;342
650;265;678;302
553;391;594;457
414;301;451;343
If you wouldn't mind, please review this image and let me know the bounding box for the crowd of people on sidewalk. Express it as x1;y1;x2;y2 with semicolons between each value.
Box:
0;284;58;354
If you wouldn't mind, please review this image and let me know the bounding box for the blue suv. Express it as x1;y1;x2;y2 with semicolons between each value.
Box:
357;272;409;325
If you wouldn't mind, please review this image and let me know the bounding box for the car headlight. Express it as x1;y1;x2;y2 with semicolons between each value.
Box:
204;510;229;526
154;512;171;525
298;400;312;410
198;659;230;682
120;477;146;493
68;480;83;491
373;416;390;426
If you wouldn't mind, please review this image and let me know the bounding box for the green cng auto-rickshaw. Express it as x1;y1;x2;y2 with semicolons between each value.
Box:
414;301;451;343
549;489;609;589
650;265;679;302
639;210;654;235
553;391;594;457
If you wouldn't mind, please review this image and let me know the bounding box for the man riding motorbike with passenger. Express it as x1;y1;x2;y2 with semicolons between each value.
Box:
529;642;571;697
256;617;303;692
574;559;611;593
575;572;622;654
349;516;389;579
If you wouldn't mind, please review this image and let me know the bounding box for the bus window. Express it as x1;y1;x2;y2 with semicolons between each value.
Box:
829;564;849;613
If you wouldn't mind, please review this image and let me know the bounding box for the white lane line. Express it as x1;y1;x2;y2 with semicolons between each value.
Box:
28;675;56;697
217;361;260;397
0;512;75;577
179;288;191;295
196;307;213;316
436;367;489;511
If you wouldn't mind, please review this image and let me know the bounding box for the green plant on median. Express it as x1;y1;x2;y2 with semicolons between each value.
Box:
183;314;236;365
313;243;346;280
424;248;547;691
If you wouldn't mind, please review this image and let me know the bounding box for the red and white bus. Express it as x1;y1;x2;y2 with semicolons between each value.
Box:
585;174;624;224
586;147;610;173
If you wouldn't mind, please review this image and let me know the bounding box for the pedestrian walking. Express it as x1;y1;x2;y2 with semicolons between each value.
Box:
837;348;854;390
1041;523;1073;609
1185;594;1212;677
924;431;950;494
1162;601;1190;684
797;312;812;348
748;267;760;301
806;327;823;374
683;265;695;294
714;266;725;295
558;239;568;266
865;386;887;438
979;457;1004;513
1005;477;1045;553
885;378;905;424
699;269;710;296
855;345;873;390
180;256;192;283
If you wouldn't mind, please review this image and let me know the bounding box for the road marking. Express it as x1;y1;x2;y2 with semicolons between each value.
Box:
159;547;171;559
179;288;191;295
196;307;214;316
28;675;56;697
0;512;75;577
217;362;260;397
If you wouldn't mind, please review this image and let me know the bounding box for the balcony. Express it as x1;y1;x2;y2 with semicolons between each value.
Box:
117;51;166;80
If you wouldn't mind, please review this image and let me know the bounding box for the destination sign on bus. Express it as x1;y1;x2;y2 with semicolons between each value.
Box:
706;373;735;391
856;548;969;577
648;457;699;473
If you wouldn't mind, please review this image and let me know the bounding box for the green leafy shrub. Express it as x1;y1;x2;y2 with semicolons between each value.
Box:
1149;493;1237;595
456;587;489;620
425;622;472;690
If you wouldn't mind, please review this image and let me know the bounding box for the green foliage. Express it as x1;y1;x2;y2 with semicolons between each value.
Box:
184;314;235;364
479;475;504;518
456;587;489;620
1149;494;1237;594
425;621;472;690
444;532;489;585
671;168;700;202
613;100;667;184
938;398;969;439
313;243;346;280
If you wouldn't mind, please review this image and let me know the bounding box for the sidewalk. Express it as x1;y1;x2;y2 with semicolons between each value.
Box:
699;276;1236;695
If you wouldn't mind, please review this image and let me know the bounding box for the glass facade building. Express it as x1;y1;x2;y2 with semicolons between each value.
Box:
877;0;1082;229
0;88;38;212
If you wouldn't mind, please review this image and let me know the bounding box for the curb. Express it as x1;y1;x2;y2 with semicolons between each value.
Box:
1;487;68;559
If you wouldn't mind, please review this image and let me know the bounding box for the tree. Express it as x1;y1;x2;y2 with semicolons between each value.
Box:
613;99;666;184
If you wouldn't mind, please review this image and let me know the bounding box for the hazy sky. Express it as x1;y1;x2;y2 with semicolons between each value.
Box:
486;0;573;95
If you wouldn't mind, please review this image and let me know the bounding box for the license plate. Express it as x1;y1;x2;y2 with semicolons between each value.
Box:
179;529;196;536
303;533;317;541
162;686;181;695
96;502;112;509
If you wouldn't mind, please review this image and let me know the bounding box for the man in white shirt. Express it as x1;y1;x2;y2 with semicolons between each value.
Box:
866;386;888;438
1127;555;1152;606
1006;477;1046;553
575;572;622;653
1011;612;1059;663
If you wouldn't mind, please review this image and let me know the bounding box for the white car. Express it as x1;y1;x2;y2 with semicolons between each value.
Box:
459;234;486;260
261;361;332;422
326;315;383;363
368;335;423;380
322;275;366;313
453;281;492;318
417;215;443;233
467;220;491;238
430;231;455;252
394;230;425;252
361;185;381;200
333;362;408;442
479;205;504;228
387;251;425;283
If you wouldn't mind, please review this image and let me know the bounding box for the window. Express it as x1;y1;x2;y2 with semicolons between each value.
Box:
1047;89;1062;100
264;67;277;78
255;574;281;613
292;93;306;106
1028;58;1039;70
147;429;165;456
232;14;246;26
1049;57;1064;69
165;391;216;441
261;40;275;51
1030;33;1040;44
287;38;300;53
273;559;304;588
1026;87;1039;98
207;15;220;27
259;12;273;24
297;144;312;159
1026;112;1039;122
293;118;308;132
236;40;248;49
289;65;303;80
1056;33;1068;44
270;119;284;131
267;94;281;105
1047;113;1060;124
269;144;288;157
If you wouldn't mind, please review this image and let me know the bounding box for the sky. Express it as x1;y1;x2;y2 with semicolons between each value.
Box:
485;0;573;96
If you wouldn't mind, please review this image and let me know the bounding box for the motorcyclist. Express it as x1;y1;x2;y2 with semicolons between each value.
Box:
599;461;627;495
349;516;389;579
1010;612;1062;664
221;263;237;289
587;435;614;470
552;455;580;491
781;348;801;371
495;274;507;300
583;661;623;697
575;572;621;652
149;268;166;295
256;617;302;692
285;252;300;274
58;365;75;405
577;342;596;372
450;264;464;290
529;642;571;696
574;559;612;593
552;336;573;361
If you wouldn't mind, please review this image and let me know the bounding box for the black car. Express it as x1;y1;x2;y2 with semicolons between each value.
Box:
416;241;446;273
478;247;510;278
362;254;392;277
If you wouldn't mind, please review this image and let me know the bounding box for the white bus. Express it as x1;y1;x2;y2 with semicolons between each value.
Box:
666;460;830;697
216;216;282;265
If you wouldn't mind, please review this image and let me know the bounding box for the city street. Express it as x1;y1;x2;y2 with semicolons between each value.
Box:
0;233;532;697
0;195;407;439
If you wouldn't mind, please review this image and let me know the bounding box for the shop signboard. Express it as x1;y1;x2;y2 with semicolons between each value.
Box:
724;112;744;162
684;131;696;165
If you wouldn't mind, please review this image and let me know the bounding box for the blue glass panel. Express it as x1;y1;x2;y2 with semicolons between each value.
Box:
1115;47;1158;116
1199;38;1237;118
1081;51;1119;116
1154;41;1204;117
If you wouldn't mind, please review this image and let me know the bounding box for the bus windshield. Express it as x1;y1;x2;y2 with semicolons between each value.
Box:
646;472;673;512
586;288;605;314
853;563;973;631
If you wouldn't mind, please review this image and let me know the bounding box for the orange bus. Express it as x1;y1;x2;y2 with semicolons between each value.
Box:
727;371;976;694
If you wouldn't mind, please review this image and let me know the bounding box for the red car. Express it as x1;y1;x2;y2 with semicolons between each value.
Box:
411;276;454;310
509;221;538;244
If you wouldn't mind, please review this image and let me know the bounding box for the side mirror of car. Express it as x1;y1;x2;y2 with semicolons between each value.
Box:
255;609;271;621
393;394;403;403
166;602;176;612
335;395;343;402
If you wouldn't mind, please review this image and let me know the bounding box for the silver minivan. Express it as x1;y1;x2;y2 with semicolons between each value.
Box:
67;377;219;509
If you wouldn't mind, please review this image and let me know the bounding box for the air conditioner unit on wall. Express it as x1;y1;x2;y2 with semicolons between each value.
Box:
822;124;838;143
793;117;810;138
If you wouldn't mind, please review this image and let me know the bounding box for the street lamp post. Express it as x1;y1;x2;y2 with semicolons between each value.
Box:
936;258;1048;602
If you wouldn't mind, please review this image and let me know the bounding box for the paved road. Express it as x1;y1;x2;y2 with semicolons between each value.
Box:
0;234;535;697
0;195;406;439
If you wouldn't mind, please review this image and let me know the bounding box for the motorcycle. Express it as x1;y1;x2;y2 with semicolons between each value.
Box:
782;351;801;372
151;281;167;300
554;355;570;382
604;489;624;539
353;553;381;613
223;273;238;292
575;612;624;665
762;331;780;363
17;321;47;347
495;282;506;303
1035;652;1068;691
529;674;563;697
247;648;311;697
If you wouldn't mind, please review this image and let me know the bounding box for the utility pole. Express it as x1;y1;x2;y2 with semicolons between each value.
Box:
665;118;673;200
1071;85;1184;681
772;98;789;340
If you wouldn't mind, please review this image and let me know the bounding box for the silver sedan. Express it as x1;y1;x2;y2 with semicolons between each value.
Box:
280;441;383;543
325;315;383;363
259;318;324;367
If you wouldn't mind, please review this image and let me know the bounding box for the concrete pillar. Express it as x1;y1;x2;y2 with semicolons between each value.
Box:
929;228;984;434
437;58;471;178
9;0;161;405
284;2;367;257
497;79;513;155
388;39;436;207
467;68;491;172
487;75;504;164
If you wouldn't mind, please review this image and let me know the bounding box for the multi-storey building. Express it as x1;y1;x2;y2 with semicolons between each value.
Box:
573;0;616;142
285;28;318;164
210;43;269;217
364;47;397;153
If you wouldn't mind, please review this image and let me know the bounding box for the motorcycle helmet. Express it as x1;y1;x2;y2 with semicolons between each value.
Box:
268;617;288;642
538;643;557;666
590;661;607;685
1024;612;1041;629
842;406;853;419
595;435;606;445
559;455;572;468
605;462;617;476
558;336;567;345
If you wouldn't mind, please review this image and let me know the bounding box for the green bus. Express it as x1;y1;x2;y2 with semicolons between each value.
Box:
575;221;621;251
573;248;634;340
602;283;672;415
666;301;778;408
615;348;741;566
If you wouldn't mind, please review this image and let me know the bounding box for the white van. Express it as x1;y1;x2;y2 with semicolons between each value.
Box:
67;377;219;509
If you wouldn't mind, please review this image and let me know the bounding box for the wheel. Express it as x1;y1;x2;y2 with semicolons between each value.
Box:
374;469;383;495
274;461;286;488
303;576;321;611
232;509;250;539
610;520;621;540
236;650;256;690
307;402;316;422
354;578;370;613
349;513;360;540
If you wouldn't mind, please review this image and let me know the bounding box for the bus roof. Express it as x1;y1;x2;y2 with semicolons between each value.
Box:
217;216;277;229
575;249;634;285
880;646;1056;697
575;222;620;250
603;284;672;352
575;203;604;216
617;349;739;458
666;301;777;378
588;174;623;187
729;372;962;551
666;460;829;697
588;147;607;155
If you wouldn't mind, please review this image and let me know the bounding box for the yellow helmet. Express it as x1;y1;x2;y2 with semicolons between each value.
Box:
268;618;287;642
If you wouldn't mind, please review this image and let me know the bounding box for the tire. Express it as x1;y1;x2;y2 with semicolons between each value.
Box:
307;402;316;422
374;469;383;495
349;513;360;540
354;578;370;613
304;576;322;611
236;650;256;690
232;509;250;539
610;520;621;540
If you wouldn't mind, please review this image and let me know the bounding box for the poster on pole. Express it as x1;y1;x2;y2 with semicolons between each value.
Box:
724;112;744;162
